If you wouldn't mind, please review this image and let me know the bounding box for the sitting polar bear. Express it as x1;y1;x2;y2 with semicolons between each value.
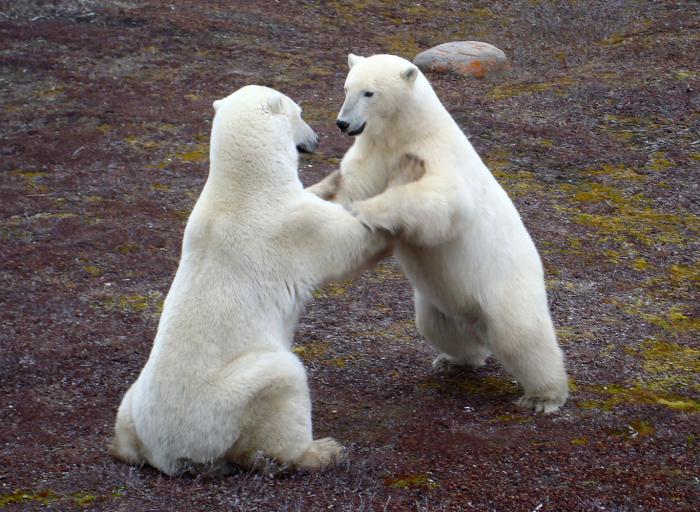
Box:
309;54;569;413
110;85;392;475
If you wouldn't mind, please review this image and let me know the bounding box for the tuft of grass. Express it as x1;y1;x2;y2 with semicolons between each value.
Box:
631;258;648;272
313;280;352;299
83;264;103;277
11;169;48;192
293;341;330;362
73;492;97;507
383;33;422;58
489;77;576;100
384;473;439;489
647;151;674;171
364;319;416;343
116;243;139;255
607;419;656;441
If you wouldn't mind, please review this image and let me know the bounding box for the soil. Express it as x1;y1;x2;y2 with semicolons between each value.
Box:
1;1;698;511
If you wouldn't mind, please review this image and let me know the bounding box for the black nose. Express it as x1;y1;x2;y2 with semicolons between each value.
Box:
336;120;349;132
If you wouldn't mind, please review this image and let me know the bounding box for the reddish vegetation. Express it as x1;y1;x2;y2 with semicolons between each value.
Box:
1;1;698;511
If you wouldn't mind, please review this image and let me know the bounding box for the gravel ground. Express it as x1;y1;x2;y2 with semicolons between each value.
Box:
1;1;698;510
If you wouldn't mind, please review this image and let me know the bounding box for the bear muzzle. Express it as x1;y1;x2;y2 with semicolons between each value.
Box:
297;132;319;154
336;119;366;136
336;119;350;132
347;122;366;137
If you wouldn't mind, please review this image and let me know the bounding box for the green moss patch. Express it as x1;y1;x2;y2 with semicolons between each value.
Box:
176;143;208;163
640;339;700;375
563;179;698;248
578;382;700;413
459;376;519;396
102;292;163;315
617;299;700;334
0;489;58;507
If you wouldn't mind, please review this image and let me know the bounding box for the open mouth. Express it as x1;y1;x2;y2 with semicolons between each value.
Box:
347;122;366;136
296;144;314;154
296;137;319;154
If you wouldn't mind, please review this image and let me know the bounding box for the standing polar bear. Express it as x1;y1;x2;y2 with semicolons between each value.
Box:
310;54;568;413
110;85;392;475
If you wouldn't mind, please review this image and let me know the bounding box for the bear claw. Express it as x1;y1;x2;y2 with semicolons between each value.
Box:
295;437;346;471
516;394;566;414
431;353;486;373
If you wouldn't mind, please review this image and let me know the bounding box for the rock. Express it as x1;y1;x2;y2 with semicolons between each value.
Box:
413;41;509;78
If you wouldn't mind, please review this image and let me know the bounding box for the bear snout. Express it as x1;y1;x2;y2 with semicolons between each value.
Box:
347;122;366;137
297;132;319;154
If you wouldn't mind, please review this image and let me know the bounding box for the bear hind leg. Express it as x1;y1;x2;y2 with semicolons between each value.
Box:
225;352;345;472
486;314;568;413
294;437;345;472
110;385;144;465
414;293;490;372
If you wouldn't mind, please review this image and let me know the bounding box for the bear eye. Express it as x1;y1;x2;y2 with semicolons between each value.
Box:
364;91;374;98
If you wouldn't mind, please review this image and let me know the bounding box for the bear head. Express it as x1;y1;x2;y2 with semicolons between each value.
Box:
212;85;319;156
336;53;421;138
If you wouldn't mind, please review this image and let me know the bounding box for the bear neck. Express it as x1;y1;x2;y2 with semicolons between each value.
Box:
205;137;302;201
369;83;452;151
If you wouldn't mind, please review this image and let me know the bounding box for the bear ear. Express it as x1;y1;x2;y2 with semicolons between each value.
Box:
400;65;419;84
266;94;285;115
212;99;222;112
348;53;365;69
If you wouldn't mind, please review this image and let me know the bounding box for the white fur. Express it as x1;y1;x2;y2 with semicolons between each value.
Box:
310;54;568;413
111;85;388;474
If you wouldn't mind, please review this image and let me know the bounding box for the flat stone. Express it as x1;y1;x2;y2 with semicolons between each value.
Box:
413;41;509;78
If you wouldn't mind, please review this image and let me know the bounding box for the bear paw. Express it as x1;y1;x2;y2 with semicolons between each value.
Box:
388;154;426;188
516;393;566;414
294;437;346;471
346;201;373;228
348;199;401;235
307;170;341;200
431;353;486;373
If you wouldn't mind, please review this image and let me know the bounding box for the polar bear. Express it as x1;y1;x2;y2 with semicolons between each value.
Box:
110;85;393;475
309;54;569;413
